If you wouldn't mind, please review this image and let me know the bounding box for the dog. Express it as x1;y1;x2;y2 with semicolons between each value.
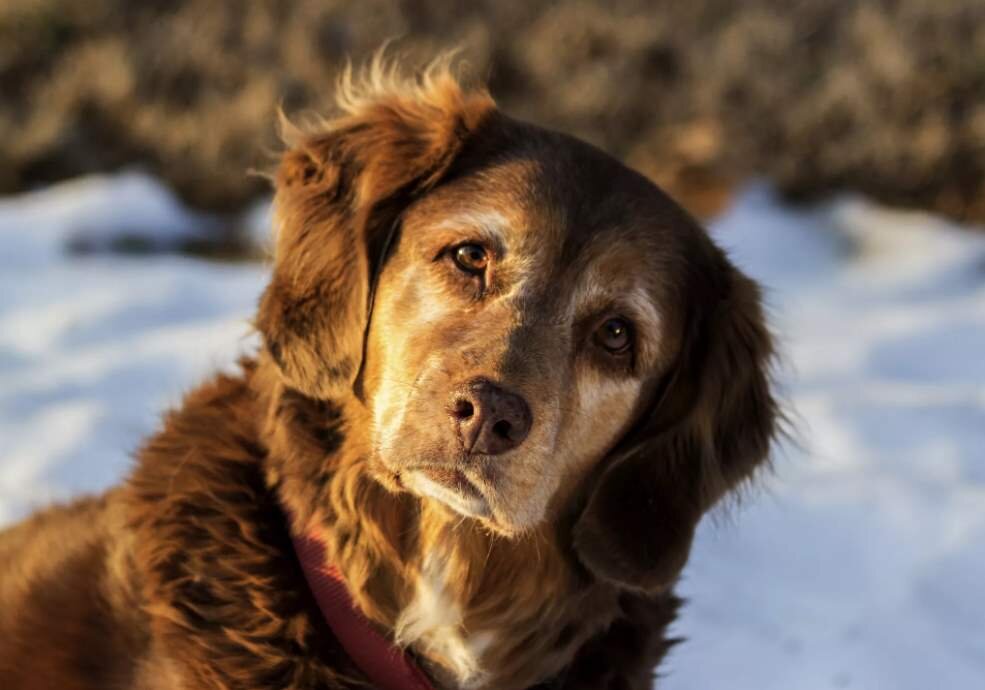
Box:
0;56;778;690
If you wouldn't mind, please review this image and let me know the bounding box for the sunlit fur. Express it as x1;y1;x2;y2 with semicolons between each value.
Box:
364;194;656;536
0;54;778;690
259;55;778;688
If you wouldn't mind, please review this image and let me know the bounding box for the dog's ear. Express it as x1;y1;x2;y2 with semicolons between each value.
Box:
256;60;494;398
573;248;778;593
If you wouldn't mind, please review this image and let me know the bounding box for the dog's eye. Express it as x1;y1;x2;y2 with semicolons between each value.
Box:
594;318;633;354
452;244;489;274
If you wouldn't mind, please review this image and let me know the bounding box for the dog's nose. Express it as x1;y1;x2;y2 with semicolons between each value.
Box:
450;378;532;455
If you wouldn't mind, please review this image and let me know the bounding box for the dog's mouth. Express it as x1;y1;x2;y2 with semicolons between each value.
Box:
421;467;483;499
406;465;492;520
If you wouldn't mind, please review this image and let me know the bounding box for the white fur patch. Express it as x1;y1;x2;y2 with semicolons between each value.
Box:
395;555;495;688
624;286;662;338
406;472;490;519
570;273;609;317
576;371;640;418
573;278;661;333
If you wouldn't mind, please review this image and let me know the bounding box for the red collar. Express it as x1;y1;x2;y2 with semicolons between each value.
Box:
291;529;436;690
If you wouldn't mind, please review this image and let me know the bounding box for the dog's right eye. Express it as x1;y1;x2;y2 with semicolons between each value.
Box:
452;244;489;274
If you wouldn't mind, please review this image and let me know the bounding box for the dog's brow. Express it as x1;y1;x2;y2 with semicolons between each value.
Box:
573;277;661;332
435;209;509;247
570;275;608;316
625;287;661;327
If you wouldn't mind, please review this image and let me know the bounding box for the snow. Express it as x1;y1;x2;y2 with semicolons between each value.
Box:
667;184;985;690
1;174;983;688
0;172;267;522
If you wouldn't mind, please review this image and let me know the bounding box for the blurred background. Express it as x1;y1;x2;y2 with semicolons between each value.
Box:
1;2;983;688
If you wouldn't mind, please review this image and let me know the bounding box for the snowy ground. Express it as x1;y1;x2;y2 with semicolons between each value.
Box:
0;172;268;522
1;172;983;688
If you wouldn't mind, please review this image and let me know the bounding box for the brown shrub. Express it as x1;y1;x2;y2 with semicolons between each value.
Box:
1;0;983;221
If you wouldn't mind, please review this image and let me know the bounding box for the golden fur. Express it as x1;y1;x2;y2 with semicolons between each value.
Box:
0;55;778;690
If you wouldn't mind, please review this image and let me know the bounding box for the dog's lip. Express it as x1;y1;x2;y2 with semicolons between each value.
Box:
416;466;484;500
405;464;495;520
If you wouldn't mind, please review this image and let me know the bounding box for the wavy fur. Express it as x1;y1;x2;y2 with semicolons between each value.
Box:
0;54;775;690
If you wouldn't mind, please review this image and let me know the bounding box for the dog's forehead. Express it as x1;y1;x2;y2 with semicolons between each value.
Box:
415;125;691;300
438;133;674;239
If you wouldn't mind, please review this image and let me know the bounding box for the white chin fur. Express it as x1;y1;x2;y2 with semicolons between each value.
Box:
407;471;491;520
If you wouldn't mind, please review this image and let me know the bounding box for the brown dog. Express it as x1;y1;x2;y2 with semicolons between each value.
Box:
0;57;778;690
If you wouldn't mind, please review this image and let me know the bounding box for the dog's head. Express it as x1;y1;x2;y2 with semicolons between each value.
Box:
257;58;778;594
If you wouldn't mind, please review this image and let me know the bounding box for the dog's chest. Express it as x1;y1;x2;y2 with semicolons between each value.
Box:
394;556;497;689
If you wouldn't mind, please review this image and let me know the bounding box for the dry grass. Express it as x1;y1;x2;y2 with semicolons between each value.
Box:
1;0;983;222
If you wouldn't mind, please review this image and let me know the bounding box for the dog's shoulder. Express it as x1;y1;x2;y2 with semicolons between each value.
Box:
0;361;356;690
119;360;359;690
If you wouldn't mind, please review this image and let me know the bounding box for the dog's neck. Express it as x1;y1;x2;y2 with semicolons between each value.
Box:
255;361;620;690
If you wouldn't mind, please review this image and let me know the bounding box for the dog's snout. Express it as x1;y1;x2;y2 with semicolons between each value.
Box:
450;378;532;455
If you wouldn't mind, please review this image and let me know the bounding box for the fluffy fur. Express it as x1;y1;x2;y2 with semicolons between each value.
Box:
0;55;778;690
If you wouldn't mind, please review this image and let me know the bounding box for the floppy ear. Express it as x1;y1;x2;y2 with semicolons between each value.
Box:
256;61;494;398
573;251;778;593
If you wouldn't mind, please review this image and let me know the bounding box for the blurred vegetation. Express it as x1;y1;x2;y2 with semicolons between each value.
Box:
1;0;983;222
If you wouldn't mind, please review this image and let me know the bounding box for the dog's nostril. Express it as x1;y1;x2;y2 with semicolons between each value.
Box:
452;399;474;420
492;419;512;440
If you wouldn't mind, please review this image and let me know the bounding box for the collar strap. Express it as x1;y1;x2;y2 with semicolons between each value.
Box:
292;529;436;690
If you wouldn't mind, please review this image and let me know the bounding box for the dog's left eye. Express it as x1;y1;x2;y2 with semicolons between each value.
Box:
452;244;489;274
594;317;633;354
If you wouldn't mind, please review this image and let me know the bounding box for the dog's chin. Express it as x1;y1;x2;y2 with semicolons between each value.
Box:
405;468;491;519
403;468;529;537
